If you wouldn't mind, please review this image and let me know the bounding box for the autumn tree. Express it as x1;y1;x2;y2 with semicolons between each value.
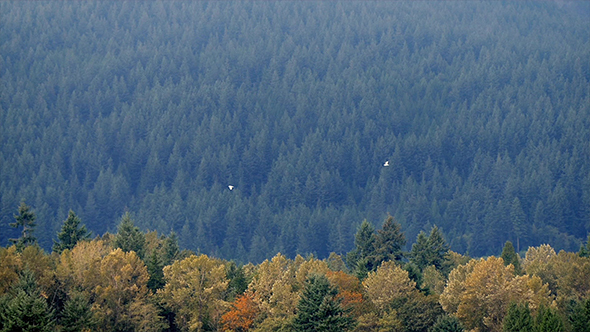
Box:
440;256;553;332
159;254;228;332
9;202;37;251
292;274;355;332
0;246;22;295
363;260;416;314
53;210;91;254
221;292;260;332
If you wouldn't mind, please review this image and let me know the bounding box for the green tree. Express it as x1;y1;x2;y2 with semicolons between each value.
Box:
0;269;55;332
503;302;534;332
569;298;590;332
146;249;165;292
410;226;450;273
579;235;590;258
510;197;526;253
500;241;521;275
163;231;180;265
346;220;376;280
293;274;355;332
9;202;37;251
429;315;464;332
53;210;91;254
113;212;146;260
59;292;95;332
535;305;564;332
373;215;406;265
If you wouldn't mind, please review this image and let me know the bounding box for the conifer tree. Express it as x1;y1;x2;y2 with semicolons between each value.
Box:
293;274;355;332
0;269;55;332
53;210;91;254
410;226;450;272
346;220;376;279
502;302;533;332
113;212;146;259
429;314;464;332
535;305;564;332
146;250;165;292
60;292;95;332
500;241;521;274
373;215;406;265
9;202;37;251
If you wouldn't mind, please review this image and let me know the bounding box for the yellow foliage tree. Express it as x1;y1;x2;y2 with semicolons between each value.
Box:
0;246;22;295
440;256;552;332
362;261;416;313
159;254;228;332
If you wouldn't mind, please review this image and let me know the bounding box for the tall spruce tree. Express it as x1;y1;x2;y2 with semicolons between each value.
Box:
535;305;564;332
52;210;91;254
9;202;37;251
373;215;406;265
500;241;521;275
293;274;355;332
113;212;146;259
429;314;464;332
502;302;533;332
346;220;376;280
0;269;55;332
410;226;450;272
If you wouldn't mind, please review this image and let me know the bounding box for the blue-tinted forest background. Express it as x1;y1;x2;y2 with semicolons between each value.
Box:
1;1;589;262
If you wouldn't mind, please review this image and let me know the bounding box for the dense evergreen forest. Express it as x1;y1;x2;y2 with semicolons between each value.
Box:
1;1;589;263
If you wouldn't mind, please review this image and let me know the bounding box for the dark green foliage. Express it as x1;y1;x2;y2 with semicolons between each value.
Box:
579;235;590;258
393;293;445;332
503;302;534;332
59;292;94;332
9;202;37;251
569;298;590;332
113;212;146;259
0;270;55;332
500;241;522;274
146;249;165;292
225;261;249;301
293;274;355;332
163;232;180;265
52;210;91;254
347;220;376;279
373;215;406;265
429;315;464;332
0;1;589;259
535;305;564;332
410;226;450;273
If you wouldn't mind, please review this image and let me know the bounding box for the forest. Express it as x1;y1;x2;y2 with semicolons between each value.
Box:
1;1;589;264
1;205;589;332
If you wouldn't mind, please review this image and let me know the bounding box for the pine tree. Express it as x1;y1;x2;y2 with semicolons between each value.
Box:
9;202;37;251
502;302;533;332
60;292;94;332
146;250;165;292
346;220;376;279
535;305;564;332
579;234;590;258
53;210;91;254
373;215;406;265
1;269;55;332
163;231;180;265
113;212;146;259
410;226;450;273
500;241;521;274
293;274;355;332
429;314;464;332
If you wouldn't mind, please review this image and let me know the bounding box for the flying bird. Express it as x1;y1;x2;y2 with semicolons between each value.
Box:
228;185;234;190
383;161;390;167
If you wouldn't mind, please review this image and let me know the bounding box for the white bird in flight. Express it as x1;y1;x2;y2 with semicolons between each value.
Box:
383;160;390;167
228;185;234;190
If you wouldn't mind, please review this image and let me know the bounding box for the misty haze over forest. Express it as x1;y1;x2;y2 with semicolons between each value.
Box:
1;1;589;263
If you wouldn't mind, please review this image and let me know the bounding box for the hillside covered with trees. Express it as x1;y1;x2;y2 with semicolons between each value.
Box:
1;1;589;262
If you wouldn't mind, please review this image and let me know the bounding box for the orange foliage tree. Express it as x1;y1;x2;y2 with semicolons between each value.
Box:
222;292;260;332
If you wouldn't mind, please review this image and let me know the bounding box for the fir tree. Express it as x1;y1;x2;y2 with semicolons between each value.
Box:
429;314;464;332
52;210;91;254
535;305;564;332
293;274;355;332
163;231;180;265
500;241;521;275
9;202;37;251
373;215;406;265
113;212;146;259
409;226;450;273
146;249;165;292
60;292;95;332
346;220;376;279
502;302;533;332
0;269;55;332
